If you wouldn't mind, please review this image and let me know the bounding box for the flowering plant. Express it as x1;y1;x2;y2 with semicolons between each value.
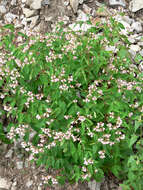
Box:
0;19;143;188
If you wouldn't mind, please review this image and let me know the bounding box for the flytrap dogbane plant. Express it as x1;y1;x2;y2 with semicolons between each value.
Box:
0;19;143;187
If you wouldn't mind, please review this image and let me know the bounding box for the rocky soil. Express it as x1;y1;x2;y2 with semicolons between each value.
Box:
0;0;143;189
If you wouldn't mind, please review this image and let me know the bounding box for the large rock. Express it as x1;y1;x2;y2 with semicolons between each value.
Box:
129;0;143;12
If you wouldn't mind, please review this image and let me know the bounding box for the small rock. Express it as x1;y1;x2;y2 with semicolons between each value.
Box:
131;22;142;33
139;49;143;56
63;0;69;6
122;16;133;25
16;161;23;169
41;0;50;6
22;8;38;18
26;180;33;187
11;0;17;6
128;36;136;43
4;13;17;23
130;44;141;52
5;149;13;158
88;180;102;190
0;5;7;14
138;42;143;46
11;182;17;190
79;0;84;4
0;177;11;189
109;0;126;7
129;0;143;12
44;16;53;22
21;17;27;26
22;0;26;3
83;4;91;15
70;0;79;13
27;15;39;28
38;186;42;190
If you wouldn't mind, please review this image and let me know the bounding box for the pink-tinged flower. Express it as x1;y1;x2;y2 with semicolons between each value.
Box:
36;114;41;120
82;166;87;172
78;116;86;122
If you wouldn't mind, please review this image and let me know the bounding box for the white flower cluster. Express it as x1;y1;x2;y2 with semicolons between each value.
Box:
41;175;58;185
83;80;103;103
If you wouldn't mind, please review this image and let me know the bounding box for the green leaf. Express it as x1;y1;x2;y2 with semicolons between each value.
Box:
128;135;138;148
3;24;15;32
134;121;141;132
70;141;76;156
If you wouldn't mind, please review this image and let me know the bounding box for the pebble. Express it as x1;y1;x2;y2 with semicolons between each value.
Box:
4;13;17;23
5;149;13;158
138;42;143;46
16;161;23;169
22;0;26;3
109;0;126;7
11;182;17;190
38;186;42;190
128;36;136;43
0;5;7;14
26;180;33;187
79;0;84;4
11;0;17;6
41;0;50;6
83;4;92;15
129;49;136;58
139;49;143;57
0;177;11;189
122;16;133;25
131;22;142;33
63;1;69;6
